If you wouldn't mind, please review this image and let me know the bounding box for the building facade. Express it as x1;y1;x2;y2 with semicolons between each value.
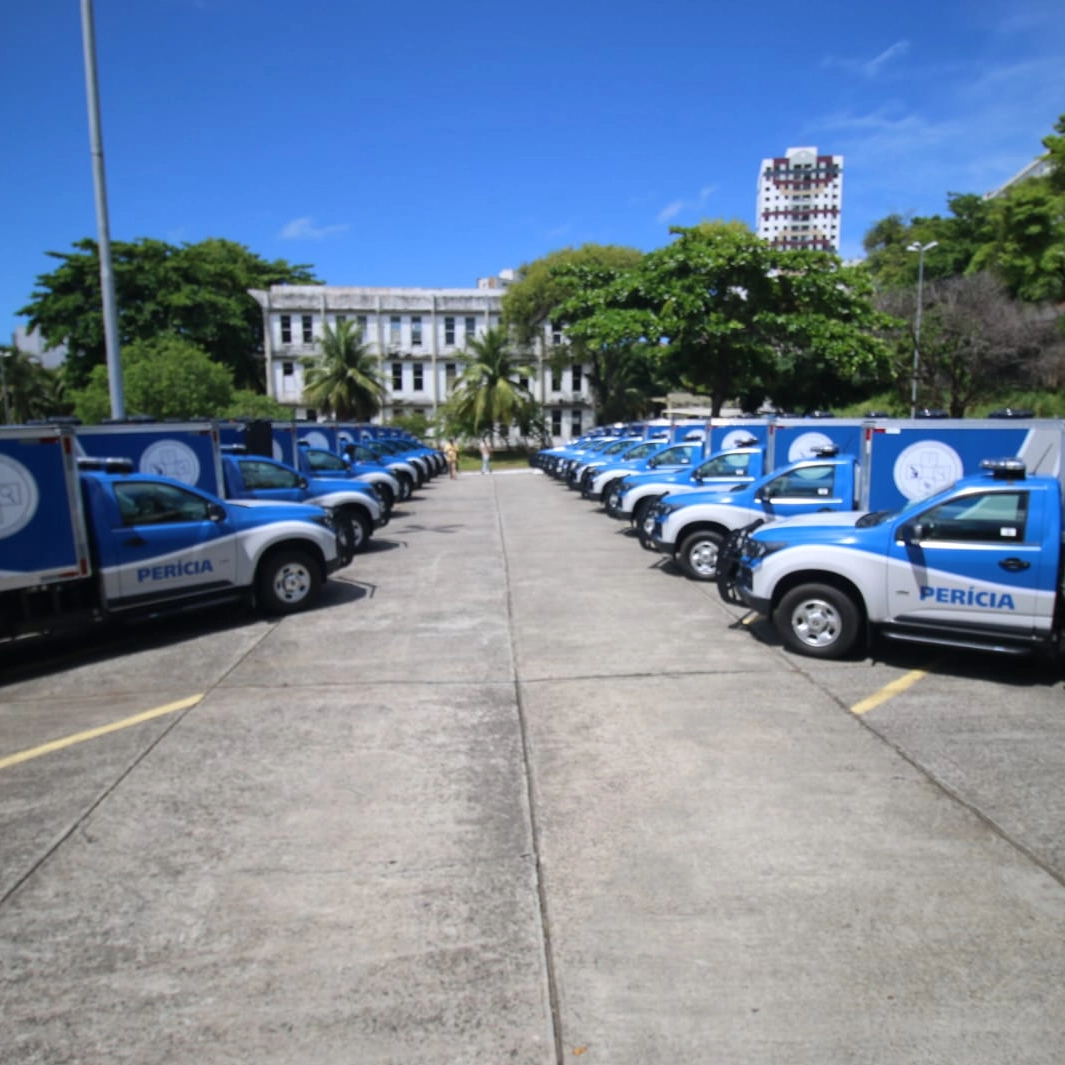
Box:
249;281;594;442
756;147;843;252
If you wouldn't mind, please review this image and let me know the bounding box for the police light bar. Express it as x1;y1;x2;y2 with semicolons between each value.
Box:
980;457;1027;480
76;456;134;473
735;437;759;447
220;444;249;454
810;445;839;457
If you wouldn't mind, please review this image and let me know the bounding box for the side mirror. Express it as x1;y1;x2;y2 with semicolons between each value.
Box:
297;475;308;489
207;501;226;522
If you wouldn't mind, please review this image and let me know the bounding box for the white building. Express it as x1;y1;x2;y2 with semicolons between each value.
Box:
756;147;843;252
984;155;1054;200
249;278;593;442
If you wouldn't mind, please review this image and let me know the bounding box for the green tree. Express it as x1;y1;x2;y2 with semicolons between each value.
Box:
301;319;385;421
443;327;537;440
502;244;645;347
969;180;1065;303
18;237;318;391
560;223;893;416
68;337;237;423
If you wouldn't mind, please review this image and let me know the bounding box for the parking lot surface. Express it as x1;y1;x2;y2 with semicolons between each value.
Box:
3;468;1065;1064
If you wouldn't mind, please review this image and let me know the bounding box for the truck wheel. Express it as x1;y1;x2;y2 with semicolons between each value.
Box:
257;550;321;614
677;529;724;580
776;583;860;659
395;473;413;502
375;484;395;513
605;485;623;516
601;479;621;507
339;508;372;555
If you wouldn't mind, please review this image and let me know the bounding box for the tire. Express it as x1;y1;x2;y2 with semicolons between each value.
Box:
601;479;621;508
677;529;724;581
605;485;623;517
338;507;372;555
776;583;861;659
256;550;321;615
395;472;413;501
632;495;659;532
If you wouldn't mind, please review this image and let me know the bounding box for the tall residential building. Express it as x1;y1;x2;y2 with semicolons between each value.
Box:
249;276;593;442
756;146;843;252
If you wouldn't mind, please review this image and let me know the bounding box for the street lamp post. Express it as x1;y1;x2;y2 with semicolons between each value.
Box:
907;240;938;418
0;351;9;424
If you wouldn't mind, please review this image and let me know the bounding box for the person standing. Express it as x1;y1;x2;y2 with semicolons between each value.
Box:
444;438;459;479
479;438;492;475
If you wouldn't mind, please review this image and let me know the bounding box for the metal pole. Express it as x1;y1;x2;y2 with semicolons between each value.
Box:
80;0;125;420
907;241;937;418
1;355;9;424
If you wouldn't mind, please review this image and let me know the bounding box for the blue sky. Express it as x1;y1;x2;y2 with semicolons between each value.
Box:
3;0;1064;345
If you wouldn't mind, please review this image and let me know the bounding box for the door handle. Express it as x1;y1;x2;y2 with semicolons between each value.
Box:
123;535;147;547
999;557;1030;572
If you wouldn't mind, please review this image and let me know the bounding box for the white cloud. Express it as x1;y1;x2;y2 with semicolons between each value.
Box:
821;39;911;79
656;200;685;223
279;216;349;240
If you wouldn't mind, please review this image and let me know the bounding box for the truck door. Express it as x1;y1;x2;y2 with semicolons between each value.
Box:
885;486;1048;635
232;457;307;503
757;462;848;519
107;480;240;606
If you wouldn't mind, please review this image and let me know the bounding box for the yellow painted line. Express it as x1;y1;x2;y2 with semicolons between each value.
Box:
850;669;929;716
0;694;203;771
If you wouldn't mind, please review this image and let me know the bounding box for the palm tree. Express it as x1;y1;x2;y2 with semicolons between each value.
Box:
301;320;385;421
446;327;537;441
0;346;61;424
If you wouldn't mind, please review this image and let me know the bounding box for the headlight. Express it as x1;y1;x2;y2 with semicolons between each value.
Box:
747;539;788;560
314;512;336;530
654;501;684;518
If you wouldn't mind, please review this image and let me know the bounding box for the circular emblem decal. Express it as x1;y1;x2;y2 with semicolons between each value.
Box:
0;454;40;539
893;442;964;501
788;432;835;462
303;431;330;451
140;440;201;486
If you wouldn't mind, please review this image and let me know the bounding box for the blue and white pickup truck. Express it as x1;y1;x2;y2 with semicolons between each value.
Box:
0;425;350;642
75;422;386;555
646;419;1065;582
729;457;1065;660
580;440;704;502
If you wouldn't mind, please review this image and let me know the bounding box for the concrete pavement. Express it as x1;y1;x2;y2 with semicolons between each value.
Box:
2;468;1065;1063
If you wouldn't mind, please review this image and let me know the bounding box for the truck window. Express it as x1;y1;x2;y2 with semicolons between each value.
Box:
306;450;347;472
115;482;213;526
698;453;750;478
911;489;1029;543
238;460;301;490
765;465;834;499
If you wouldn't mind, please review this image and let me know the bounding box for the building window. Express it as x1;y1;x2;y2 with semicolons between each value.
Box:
356;314;368;339
571;410;582;435
464;316;476;340
282;361;294;376
413;363;424;391
571;364;582;392
280;315;292;344
391;362;403;390
551;409;562;435
445;362;457;390
411;316;422;346
551;320;563;345
335;315;347;327
445;317;455;345
551;368;561;392
389;316;401;347
302;315;313;343
519;375;529;390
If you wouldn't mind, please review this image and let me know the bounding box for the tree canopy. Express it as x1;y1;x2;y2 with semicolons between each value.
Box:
557;223;893;416
68;336;290;424
19;237;318;392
